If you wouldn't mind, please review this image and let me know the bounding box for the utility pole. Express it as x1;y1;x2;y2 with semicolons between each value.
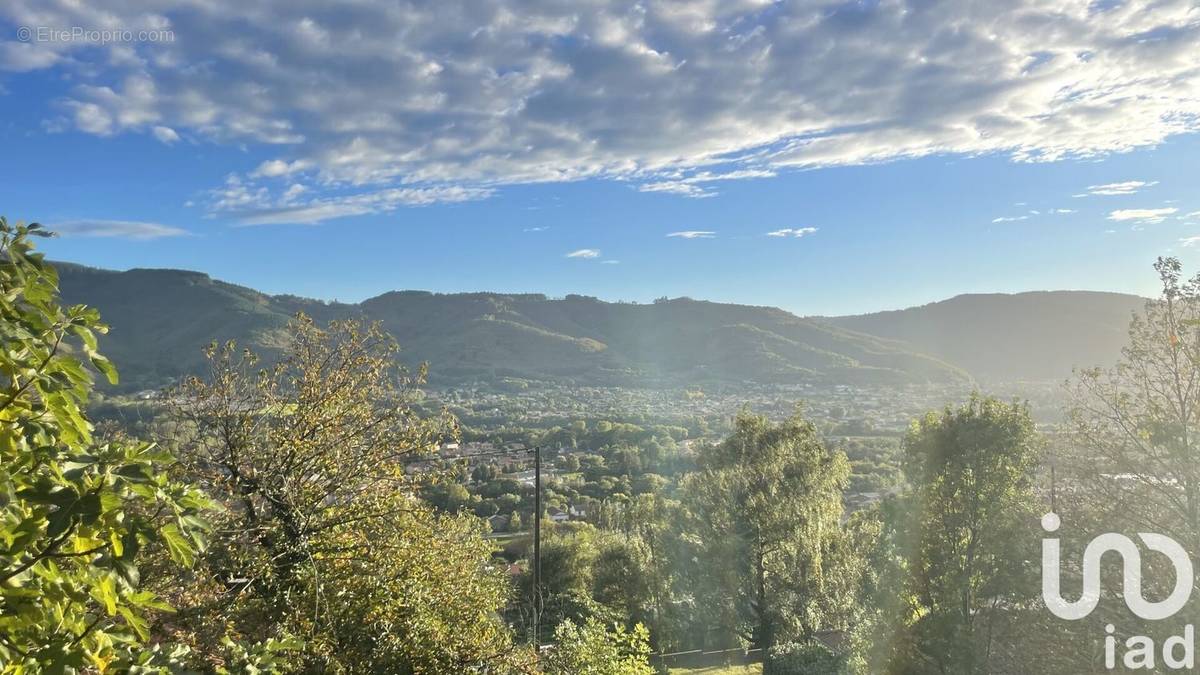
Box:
532;445;542;647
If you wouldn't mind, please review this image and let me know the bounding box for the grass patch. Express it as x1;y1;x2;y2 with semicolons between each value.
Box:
668;665;762;675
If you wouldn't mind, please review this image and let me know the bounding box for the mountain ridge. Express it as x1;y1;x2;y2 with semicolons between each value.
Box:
50;261;1141;391
823;289;1145;381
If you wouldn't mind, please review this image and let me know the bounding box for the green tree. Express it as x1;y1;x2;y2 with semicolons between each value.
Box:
899;396;1042;674
559;455;581;473
473;464;500;483
680;409;851;662
541;617;653;675
590;536;653;632
517;526;600;643
583;492;693;652
1058;256;1200;657
0;218;212;671
163;316;531;672
1067;257;1200;581
839;500;918;675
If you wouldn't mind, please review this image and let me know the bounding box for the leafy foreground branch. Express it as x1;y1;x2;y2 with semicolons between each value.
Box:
0;218;296;672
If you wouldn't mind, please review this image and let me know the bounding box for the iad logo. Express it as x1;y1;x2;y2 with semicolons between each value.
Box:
1041;512;1193;621
1041;513;1197;670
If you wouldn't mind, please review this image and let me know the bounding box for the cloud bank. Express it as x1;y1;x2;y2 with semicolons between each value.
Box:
4;0;1199;223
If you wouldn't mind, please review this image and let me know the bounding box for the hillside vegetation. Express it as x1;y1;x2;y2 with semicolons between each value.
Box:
56;264;968;391
825;290;1143;381
57;263;1143;391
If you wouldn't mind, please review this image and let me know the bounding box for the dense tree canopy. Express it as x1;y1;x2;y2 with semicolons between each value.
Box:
893;396;1042;674
680;410;852;662
159;316;534;672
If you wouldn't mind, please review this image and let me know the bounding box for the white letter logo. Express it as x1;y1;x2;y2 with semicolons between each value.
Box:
1042;513;1193;621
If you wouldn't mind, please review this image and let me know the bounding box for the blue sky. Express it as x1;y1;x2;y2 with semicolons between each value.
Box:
2;1;1199;316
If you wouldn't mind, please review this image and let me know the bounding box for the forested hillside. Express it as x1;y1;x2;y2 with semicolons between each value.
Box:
826;291;1143;381
57;263;1143;391
56;263;968;390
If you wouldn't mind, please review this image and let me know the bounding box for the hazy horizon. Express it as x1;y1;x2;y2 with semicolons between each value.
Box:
46;253;1155;318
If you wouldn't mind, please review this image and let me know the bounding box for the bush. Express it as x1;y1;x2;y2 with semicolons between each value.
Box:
768;641;845;675
542;617;654;675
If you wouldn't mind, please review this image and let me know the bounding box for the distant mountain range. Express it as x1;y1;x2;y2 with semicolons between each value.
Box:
825;291;1145;382
53;263;1144;391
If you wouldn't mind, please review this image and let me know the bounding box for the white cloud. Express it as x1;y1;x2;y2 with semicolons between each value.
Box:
1086;181;1159;196
151;125;180;144
252;159;312;178
1108;207;1179;224
667;230;715;239
5;0;1200;215
566;248;601;259
766;227;818;238
50;219;188;239
237;204;365;225
69;102;114;136
210;158;490;223
992;208;1073;222
231;185;494;225
281;183;307;202
1181;236;1200;248
601;259;620;264
637;182;716;198
639;170;777;198
0;41;60;72
524;226;549;232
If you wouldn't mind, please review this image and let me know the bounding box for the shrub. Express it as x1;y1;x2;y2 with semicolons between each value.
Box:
767;641;845;675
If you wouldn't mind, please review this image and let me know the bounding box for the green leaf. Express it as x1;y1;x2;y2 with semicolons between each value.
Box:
95;575;118;615
69;324;98;352
129;590;174;612
159;523;195;567
90;354;119;385
118;606;150;641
